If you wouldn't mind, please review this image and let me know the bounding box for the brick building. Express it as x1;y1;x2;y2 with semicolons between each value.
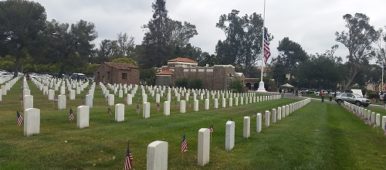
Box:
94;62;139;84
156;57;245;90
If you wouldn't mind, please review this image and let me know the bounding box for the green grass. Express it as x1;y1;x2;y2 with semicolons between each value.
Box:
1;80;386;169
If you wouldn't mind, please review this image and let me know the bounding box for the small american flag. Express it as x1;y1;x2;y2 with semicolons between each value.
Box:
181;134;188;153
263;27;271;64
209;124;214;133
68;108;75;121
124;142;134;170
16;111;23;126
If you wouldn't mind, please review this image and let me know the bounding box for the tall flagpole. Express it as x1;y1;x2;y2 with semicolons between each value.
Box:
257;0;267;92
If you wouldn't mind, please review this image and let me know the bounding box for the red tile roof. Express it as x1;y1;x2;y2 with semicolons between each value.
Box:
105;62;138;69
157;68;173;75
168;57;197;63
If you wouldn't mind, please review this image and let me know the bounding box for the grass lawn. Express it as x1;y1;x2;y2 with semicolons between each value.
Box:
1;80;386;169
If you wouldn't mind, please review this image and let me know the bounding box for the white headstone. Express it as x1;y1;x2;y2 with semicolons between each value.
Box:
382;116;386;132
277;107;282;121
198;128;210;166
214;98;218;109
143;102;150;119
272;109;277;123
118;89;123;98
281;106;286;118
48;89;55;100
147;141;168;170
225;121;235;151
222;98;226;108
205;99;210;110
286;105;290;116
265;110;270;127
163;101;170;116
115;103;125;122
24;108;40;136
85;94;93;108
194;100;199;112
70;89;75;100
60;86;65;95
256;113;262;133
376;113;381;127
243;116;250;138
126;94;132;105
108;94;114;106
23;95;33;110
58;94;66;110
229;98;233;107
77;105;89;128
156;93;160;103
371;112;376;125
180;100;186;113
2;85;7;95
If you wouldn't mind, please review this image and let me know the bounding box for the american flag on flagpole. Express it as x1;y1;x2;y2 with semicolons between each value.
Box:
124;143;134;170
16;111;23;126
68;108;75;121
263;27;271;64
181;134;188;153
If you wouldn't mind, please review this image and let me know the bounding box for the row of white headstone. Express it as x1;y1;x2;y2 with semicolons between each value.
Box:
0;75;21;102
342;101;386;131
144;98;312;169
103;93;282;120
31;76;89;100
101;81;262;105
20;93;306;138
0;74;13;84
26;76;94;110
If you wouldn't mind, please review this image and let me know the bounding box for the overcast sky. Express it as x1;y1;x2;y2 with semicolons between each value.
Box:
32;0;386;62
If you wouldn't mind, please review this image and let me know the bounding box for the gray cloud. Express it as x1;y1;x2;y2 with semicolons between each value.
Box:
33;0;386;61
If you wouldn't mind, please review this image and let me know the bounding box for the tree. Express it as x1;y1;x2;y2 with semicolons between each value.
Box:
140;0;197;68
375;28;386;65
0;0;46;74
335;13;379;89
70;20;97;59
95;33;136;63
215;10;266;77
272;37;308;85
116;33;135;57
96;39;116;62
296;54;342;89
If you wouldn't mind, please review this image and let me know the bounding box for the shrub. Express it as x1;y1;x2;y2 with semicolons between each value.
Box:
229;79;243;93
188;79;203;89
175;78;189;88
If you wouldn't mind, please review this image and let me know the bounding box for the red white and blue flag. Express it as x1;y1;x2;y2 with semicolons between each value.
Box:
124;143;134;170
181;134;188;153
263;27;271;64
16;111;23;126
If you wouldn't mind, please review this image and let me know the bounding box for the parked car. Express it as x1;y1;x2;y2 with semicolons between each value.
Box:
335;92;370;107
70;73;87;81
